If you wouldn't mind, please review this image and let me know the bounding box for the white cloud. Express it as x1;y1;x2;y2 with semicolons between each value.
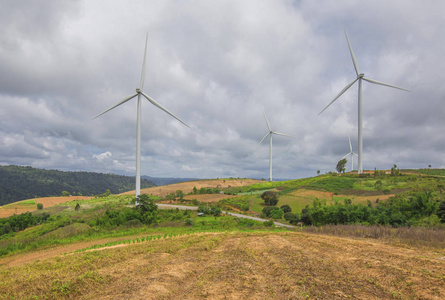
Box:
0;0;444;179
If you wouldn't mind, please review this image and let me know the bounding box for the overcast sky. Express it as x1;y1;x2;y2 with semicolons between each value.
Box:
1;0;444;180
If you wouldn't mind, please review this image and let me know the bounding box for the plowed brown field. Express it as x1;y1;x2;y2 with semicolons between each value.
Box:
1;231;444;299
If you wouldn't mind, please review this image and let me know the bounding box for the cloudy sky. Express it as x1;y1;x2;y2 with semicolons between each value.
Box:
1;0;444;180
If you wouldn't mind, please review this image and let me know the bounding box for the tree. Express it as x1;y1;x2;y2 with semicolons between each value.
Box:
391;164;400;176
136;194;158;213
61;191;71;197
280;205;292;214
336;158;347;173
317;170;320;175
37;203;43;210
437;201;445;223
75;203;80;211
261;191;279;206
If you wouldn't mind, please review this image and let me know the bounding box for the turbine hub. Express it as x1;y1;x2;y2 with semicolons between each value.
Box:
359;73;364;78
136;88;141;93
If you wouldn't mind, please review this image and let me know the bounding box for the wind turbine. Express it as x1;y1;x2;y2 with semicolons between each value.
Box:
256;111;293;182
319;30;409;174
93;35;189;199
342;135;358;172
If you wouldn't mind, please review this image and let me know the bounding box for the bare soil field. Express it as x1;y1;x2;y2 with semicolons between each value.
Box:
0;196;93;218
1;231;444;299
121;178;266;198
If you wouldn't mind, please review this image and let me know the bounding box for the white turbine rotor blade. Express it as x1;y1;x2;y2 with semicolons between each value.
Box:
263;111;272;131
140;34;148;90
256;132;270;150
319;78;358;115
349;135;353;152
342;153;350;159
140;92;190;128
345;30;360;76
352;152;358;157
272;131;294;138
363;77;410;92
92;93;138;119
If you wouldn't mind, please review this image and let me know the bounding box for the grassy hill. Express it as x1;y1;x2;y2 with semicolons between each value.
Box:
0;173;444;299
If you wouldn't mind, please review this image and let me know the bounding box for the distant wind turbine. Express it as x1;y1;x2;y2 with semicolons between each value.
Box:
93;35;189;199
342;135;358;172
256;111;293;182
319;30;409;174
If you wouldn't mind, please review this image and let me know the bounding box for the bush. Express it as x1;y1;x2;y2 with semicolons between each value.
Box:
262;206;279;218
184;218;194;226
284;212;299;224
263;220;275;227
37;203;43;210
269;209;283;219
211;206;222;217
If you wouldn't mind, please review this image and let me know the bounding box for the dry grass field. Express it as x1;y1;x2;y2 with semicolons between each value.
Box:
0;196;93;218
121;178;266;198
1;231;444;299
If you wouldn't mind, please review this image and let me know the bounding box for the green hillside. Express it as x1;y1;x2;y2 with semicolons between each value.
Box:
0;165;155;205
0;172;444;299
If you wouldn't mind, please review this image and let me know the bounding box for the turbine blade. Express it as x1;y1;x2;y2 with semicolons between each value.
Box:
319;78;358;115
363;77;410;92
342;153;350;159
352;152;358;157
272;131;294;138
349;135;352;152
140;34;148;90
263;111;271;131
256;133;270;150
92;93;138;119
345;30;360;76
140;91;190;128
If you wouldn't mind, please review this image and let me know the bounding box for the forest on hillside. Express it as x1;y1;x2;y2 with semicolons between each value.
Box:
0;165;155;205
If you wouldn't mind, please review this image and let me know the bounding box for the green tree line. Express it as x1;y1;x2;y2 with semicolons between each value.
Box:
0;165;155;205
300;190;444;227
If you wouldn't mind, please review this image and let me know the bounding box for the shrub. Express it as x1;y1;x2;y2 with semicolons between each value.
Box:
37;203;43;210
263;220;275;227
262;206;279;218
269;209;283;219
184;218;194;226
284;212;300;224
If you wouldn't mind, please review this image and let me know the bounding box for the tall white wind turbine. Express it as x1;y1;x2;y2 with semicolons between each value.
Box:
93;35;189;199
342;135;358;172
256;112;293;182
319;30;409;174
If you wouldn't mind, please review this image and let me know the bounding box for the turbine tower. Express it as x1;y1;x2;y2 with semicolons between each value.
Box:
342;135;358;172
256;111;293;182
319;30;409;174
93;35;189;199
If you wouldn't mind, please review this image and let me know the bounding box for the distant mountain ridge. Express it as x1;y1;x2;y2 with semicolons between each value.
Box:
0;165;155;205
141;176;198;186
